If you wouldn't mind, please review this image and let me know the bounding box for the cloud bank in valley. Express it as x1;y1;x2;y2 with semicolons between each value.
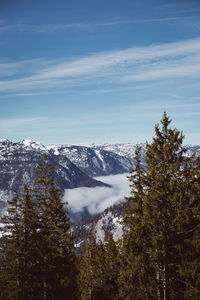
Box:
64;173;130;215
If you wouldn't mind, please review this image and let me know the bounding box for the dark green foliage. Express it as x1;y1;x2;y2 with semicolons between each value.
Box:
104;235;120;300
120;112;200;299
32;155;78;299
175;155;200;299
79;233;98;300
79;233;120;300
0;186;40;299
0;155;78;300
119;146;155;300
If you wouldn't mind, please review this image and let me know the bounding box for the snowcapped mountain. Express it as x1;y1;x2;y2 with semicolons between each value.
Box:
0;139;108;217
47;143;140;177
0;139;144;221
93;143;146;161
1;138;200;224
20;139;48;152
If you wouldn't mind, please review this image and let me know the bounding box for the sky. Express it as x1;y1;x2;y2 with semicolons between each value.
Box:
0;0;200;145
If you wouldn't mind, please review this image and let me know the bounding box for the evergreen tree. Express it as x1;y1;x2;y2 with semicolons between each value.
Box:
121;112;200;299
144;112;186;299
79;234;121;300
0;155;78;300
92;241;106;300
119;146;155;300
31;154;78;300
104;235;120;300
79;234;108;300
175;154;200;298
79;233;96;300
0;186;38;300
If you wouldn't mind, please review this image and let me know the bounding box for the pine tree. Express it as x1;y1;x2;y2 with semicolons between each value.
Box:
0;155;79;300
119;146;155;300
104;235;120;300
79;234;108;300
92;241;106;300
175;154;200;298
31;154;78;300
0;186;38;299
121;112;200;299
144;112;186;299
79;233;96;300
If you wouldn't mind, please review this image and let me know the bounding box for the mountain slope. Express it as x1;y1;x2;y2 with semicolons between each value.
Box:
72;202;127;251
0;139;108;217
1;138;200;223
47;144;135;177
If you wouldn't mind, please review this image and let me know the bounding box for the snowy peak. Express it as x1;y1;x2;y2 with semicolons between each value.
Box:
20;139;47;152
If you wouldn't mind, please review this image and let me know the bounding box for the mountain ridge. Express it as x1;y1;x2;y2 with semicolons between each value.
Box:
1;138;200;224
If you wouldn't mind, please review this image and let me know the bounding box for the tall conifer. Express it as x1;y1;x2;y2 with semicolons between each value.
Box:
79;233;96;300
79;234;108;300
122;112;200;299
119;146;155;300
104;235;120;300
32;154;78;300
0;155;78;300
0;186;38;299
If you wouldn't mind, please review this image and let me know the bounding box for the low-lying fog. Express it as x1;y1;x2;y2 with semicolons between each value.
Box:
64;173;130;215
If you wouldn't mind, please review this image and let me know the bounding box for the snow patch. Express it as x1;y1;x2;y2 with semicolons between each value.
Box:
95;149;106;170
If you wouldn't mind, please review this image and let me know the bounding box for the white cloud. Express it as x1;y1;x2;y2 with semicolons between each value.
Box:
0;37;200;93
0;16;197;34
0;58;51;78
0;117;42;128
64;173;130;215
122;61;200;83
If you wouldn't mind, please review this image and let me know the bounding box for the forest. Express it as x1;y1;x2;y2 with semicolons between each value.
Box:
0;113;200;300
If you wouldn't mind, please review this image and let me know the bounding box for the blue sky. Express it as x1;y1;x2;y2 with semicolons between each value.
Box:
0;0;200;145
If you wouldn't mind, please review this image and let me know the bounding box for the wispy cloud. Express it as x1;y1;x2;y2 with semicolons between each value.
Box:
0;117;42;128
0;37;200;93
122;58;200;82
0;91;62;98
83;83;157;95
0;16;198;34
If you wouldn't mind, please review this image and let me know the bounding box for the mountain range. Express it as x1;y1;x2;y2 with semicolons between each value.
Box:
0;139;140;217
0;138;200;244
